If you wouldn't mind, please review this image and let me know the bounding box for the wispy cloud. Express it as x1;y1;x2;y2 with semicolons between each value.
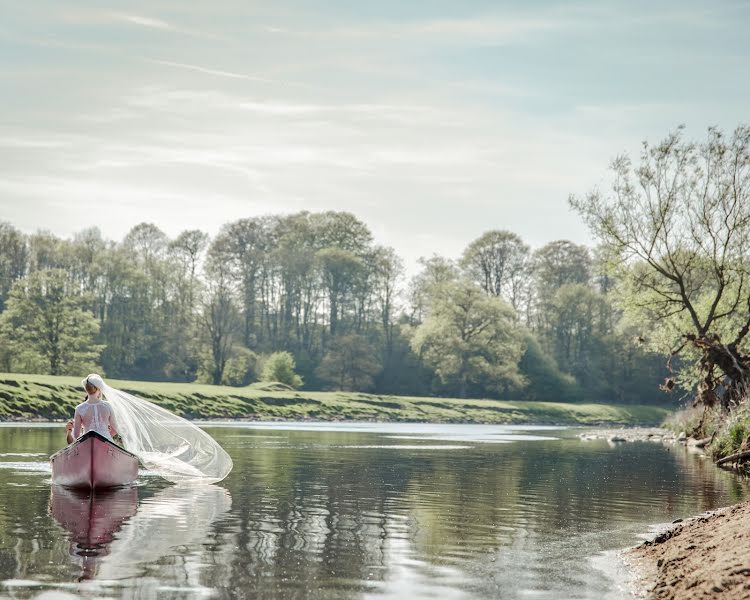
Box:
276;12;572;46
148;59;273;82
118;14;173;30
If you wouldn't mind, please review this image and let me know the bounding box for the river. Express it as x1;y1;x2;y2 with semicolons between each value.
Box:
0;422;746;599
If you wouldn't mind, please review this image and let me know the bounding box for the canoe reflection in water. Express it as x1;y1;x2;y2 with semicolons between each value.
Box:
50;485;138;580
50;483;232;585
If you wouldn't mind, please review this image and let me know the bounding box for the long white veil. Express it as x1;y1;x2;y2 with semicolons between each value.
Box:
83;375;233;483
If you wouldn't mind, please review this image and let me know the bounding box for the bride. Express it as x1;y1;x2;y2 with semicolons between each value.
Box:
64;373;233;483
65;374;118;444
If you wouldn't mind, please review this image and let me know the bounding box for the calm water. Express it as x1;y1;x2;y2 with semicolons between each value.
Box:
0;422;747;600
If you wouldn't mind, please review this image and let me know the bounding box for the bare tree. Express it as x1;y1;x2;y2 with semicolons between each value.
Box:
571;125;750;412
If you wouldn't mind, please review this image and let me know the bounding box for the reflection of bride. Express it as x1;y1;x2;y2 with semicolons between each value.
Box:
50;484;232;586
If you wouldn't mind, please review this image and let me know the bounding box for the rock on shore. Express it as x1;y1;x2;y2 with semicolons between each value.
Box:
624;502;750;599
578;427;678;444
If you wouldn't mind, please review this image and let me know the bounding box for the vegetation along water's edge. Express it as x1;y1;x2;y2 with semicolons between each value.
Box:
614;405;750;598
0;373;668;425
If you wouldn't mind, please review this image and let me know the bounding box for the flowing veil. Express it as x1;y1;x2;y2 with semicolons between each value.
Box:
84;375;233;483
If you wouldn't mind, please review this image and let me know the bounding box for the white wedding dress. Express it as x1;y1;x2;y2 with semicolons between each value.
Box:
74;400;114;441
77;373;233;483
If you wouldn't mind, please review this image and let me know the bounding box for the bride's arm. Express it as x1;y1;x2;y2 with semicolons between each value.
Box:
108;405;119;437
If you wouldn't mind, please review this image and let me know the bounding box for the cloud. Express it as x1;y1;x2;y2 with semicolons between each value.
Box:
148;59;273;82
274;11;574;46
119;14;173;30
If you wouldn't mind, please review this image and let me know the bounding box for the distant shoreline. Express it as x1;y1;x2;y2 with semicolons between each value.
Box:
0;372;670;427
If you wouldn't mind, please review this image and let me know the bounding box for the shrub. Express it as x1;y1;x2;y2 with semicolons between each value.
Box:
711;402;750;460
260;352;303;389
222;347;259;386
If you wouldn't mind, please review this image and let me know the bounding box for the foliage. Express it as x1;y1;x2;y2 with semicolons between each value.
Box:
411;281;525;397
0;210;671;405
222;347;259;387
571;125;750;410
316;334;381;391
517;334;579;402
532;240;591;297
261;351;303;389
0;269;102;375
0;222;28;311
712;405;750;460
460;230;530;311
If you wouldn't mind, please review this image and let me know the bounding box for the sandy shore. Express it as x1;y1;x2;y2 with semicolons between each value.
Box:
624;501;750;599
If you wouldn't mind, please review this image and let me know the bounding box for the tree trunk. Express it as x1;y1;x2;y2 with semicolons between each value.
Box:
691;334;750;411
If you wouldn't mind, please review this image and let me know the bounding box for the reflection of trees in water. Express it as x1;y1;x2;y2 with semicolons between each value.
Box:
215;432;750;598
94;483;232;599
218;435;527;597
1;427;749;599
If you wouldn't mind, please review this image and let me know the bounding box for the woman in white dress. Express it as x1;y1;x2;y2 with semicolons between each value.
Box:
65;374;119;444
60;373;233;482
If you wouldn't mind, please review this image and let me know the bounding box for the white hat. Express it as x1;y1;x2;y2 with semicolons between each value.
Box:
81;373;106;390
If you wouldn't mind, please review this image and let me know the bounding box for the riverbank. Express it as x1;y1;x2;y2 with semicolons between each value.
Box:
0;372;669;425
604;422;750;598
624;502;750;598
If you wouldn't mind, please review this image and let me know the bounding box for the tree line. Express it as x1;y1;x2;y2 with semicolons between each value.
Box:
0;209;669;404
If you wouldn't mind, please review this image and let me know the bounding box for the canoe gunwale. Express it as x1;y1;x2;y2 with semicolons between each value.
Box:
50;430;137;461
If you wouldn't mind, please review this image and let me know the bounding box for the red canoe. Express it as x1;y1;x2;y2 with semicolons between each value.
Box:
50;431;139;489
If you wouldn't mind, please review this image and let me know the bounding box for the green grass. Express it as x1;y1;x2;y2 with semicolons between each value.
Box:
664;401;750;469
0;372;670;426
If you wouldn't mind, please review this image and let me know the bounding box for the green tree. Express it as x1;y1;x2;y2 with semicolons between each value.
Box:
532;241;591;295
460;230;530;312
516;333;578;401
408;255;459;323
371;246;404;359
571;125;750;411
164;229;209;381
0;269;102;375
200;243;241;385
410;281;525;398
316;334;381;391
261;351;304;389
214;217;274;348
0;222;28;311
317;247;364;337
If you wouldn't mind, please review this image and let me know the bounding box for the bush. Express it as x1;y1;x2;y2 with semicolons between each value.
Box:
194;347;258;386
711;402;750;460
517;334;579;402
316;334;381;392
260;352;303;389
662;404;712;436
222;347;259;386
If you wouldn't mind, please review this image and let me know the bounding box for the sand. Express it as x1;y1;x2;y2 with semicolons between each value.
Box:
625;501;750;599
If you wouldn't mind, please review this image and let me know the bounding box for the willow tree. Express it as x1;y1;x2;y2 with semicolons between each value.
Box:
571;125;750;412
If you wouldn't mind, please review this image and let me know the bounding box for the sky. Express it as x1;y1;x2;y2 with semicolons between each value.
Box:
1;0;749;272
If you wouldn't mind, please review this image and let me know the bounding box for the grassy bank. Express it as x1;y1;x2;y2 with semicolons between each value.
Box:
665;401;750;471
0;372;670;426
